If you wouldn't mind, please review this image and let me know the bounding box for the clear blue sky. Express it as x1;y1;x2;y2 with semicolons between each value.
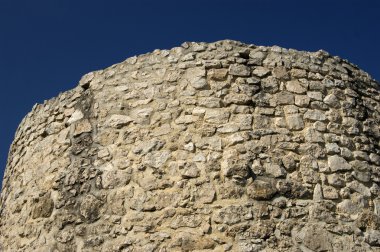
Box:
0;0;379;187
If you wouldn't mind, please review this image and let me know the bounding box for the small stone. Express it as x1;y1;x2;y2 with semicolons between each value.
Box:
67;110;84;124
204;109;230;124
327;174;344;187
80;194;103;223
304;128;324;143
175;114;198;124
223;93;251;105
290;68;307;78
227;133;245;146
184;142;195;152
217;123;240;133
286;80;307;94
341;147;353;160
181;163;200;178
198;97;221;108
352;170;371;183
79;72;95;89
144;151;171;169
328;155;351;172
193;153;206;162
249;51;266;65
370;153;380;165
247;179;277;200
73;119;92;136
295;95;310;107
208;68;228;81
192;107;206;116
323;94;340;108
347;181;371;197
98;148;110;159
182;53;195;61
184;67;208;89
252;66;270;77
366;229;380;246
281;154;297;171
322;185;339;199
272;66;290;80
337;198;362;216
105;114;133;128
32;193;54;219
213;205;244;225
229;64;250;77
285;114;304;130
326;143;340;154
353;151;370;161
264;163;286;178
276;91;294;105
101;169;130;189
221;152;249;178
230;114;253;130
313;184;323;201
261;76;279;93
313;121;326;132
303;109;326;121
307;91;323;101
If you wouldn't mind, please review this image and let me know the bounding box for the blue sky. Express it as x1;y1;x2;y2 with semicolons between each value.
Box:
0;0;379;187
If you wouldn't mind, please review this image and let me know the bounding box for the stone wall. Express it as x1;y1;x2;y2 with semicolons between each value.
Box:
1;40;380;251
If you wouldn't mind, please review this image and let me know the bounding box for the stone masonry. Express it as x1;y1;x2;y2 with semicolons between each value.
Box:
1;40;380;251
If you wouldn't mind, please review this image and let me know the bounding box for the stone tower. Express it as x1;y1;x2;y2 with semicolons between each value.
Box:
1;40;380;251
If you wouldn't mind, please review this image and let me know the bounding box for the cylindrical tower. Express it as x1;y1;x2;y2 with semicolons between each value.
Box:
1;40;379;251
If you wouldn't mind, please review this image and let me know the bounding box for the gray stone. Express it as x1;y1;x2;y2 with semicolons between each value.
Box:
295;95;310;107
184;67;208;89
305;128;324;143
264;163;286;178
366;229;380;246
328;155;351;172
204;109;230;124
252;66;270;77
313;184;323;201
276;91;294;105
67;110;84;124
327;174;345;187
323;94;340;108
304;109;326;121
247;178;277;200
229;64;250;77
326;143;340;154
80;194;103;223
285;114;304;130
106;114;133;128
144;150;171;169
322;185;339;199
286;80;307;94
347;180;371;197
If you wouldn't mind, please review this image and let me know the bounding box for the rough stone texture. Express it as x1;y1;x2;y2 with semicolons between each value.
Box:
1;40;380;251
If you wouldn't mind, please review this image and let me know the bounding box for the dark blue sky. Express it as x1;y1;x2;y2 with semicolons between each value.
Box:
0;0;379;186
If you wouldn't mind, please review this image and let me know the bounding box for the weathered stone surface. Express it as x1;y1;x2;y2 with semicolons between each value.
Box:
247;178;277;200
1;40;379;251
229;64;250;76
31;193;54;219
286;79;307;94
328;155;352;171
